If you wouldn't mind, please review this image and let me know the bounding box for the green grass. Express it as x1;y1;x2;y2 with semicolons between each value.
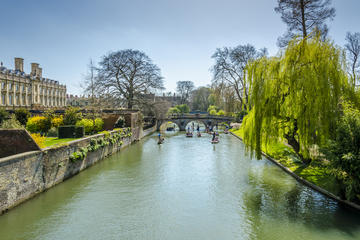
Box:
44;137;81;147
230;127;340;195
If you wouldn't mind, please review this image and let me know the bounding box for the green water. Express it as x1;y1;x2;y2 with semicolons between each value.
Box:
1;132;360;240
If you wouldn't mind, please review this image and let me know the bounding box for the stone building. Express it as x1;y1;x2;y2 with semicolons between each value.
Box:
0;57;66;109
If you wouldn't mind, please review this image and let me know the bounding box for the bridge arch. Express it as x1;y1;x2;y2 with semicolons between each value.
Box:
184;120;207;131
158;121;180;132
157;114;234;131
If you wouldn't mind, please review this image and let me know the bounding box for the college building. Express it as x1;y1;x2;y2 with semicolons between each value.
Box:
0;57;67;109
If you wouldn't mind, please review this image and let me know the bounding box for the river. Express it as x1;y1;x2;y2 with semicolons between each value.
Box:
1;132;360;240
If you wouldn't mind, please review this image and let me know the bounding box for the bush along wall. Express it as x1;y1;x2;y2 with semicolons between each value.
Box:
69;127;132;162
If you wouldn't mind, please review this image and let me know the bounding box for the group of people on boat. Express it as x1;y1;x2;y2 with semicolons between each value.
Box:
159;123;230;144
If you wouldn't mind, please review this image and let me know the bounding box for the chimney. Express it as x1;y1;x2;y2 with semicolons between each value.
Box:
37;67;42;78
31;63;39;77
14;57;24;72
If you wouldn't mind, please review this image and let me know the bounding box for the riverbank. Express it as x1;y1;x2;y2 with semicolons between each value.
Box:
0;125;156;215
230;129;360;211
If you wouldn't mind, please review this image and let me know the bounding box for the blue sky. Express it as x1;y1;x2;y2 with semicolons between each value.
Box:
0;0;359;95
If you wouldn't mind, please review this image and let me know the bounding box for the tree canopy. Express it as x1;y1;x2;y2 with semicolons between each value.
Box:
275;0;335;47
242;36;348;162
191;87;211;112
176;81;195;104
96;49;164;109
211;45;260;110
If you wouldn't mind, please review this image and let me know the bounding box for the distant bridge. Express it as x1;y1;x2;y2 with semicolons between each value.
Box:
157;114;234;131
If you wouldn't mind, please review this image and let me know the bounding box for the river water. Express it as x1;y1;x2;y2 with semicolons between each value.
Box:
1;132;360;240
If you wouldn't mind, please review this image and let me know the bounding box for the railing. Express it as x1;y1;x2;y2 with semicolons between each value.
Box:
166;113;234;120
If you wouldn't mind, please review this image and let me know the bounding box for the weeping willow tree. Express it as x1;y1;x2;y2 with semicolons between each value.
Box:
242;36;349;163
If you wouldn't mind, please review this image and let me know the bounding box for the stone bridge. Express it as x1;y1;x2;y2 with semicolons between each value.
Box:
157;114;234;131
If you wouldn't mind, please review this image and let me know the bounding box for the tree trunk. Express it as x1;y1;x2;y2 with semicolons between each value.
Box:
284;119;311;164
300;0;307;38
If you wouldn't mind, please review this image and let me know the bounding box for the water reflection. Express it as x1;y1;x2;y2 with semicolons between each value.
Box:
242;163;360;240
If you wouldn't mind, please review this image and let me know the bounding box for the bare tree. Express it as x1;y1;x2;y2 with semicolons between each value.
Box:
258;47;269;58
81;59;102;121
176;81;195;104
96;49;164;109
345;32;360;86
211;44;259;110
275;0;335;47
82;59;97;106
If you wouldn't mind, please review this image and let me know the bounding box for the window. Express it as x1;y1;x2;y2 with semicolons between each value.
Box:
22;84;25;92
22;95;25;105
16;84;19;91
1;82;5;90
28;95;31;104
9;83;13;90
1;95;5;105
9;94;13;105
15;95;19;105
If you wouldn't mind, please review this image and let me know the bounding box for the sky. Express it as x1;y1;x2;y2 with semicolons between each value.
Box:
0;0;359;95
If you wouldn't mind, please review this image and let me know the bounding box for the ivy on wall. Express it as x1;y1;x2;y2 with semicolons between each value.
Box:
69;128;132;162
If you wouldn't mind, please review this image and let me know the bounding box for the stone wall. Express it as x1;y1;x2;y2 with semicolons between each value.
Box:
0;126;156;214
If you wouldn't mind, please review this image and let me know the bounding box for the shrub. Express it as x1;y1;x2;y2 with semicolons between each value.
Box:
15;108;30;126
52;116;64;128
224;111;234;117
209;109;217;115
76;119;94;134
30;133;46;148
176;104;190;114
63;107;82;125
26;116;50;133
0;108;9;125
167;107;181;116
207;105;218;113
217;110;225;116
47;127;58;137
94;118;104;132
26;116;42;132
1;114;23;129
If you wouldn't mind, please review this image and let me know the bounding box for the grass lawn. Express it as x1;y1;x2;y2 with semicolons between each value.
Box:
230;128;340;195
44;137;81;148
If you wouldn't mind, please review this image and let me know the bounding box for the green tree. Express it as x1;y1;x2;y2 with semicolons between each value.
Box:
15;108;30;126
191;86;211;111
242;36;348;163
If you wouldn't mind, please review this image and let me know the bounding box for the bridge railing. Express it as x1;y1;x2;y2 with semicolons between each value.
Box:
166;113;234;120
